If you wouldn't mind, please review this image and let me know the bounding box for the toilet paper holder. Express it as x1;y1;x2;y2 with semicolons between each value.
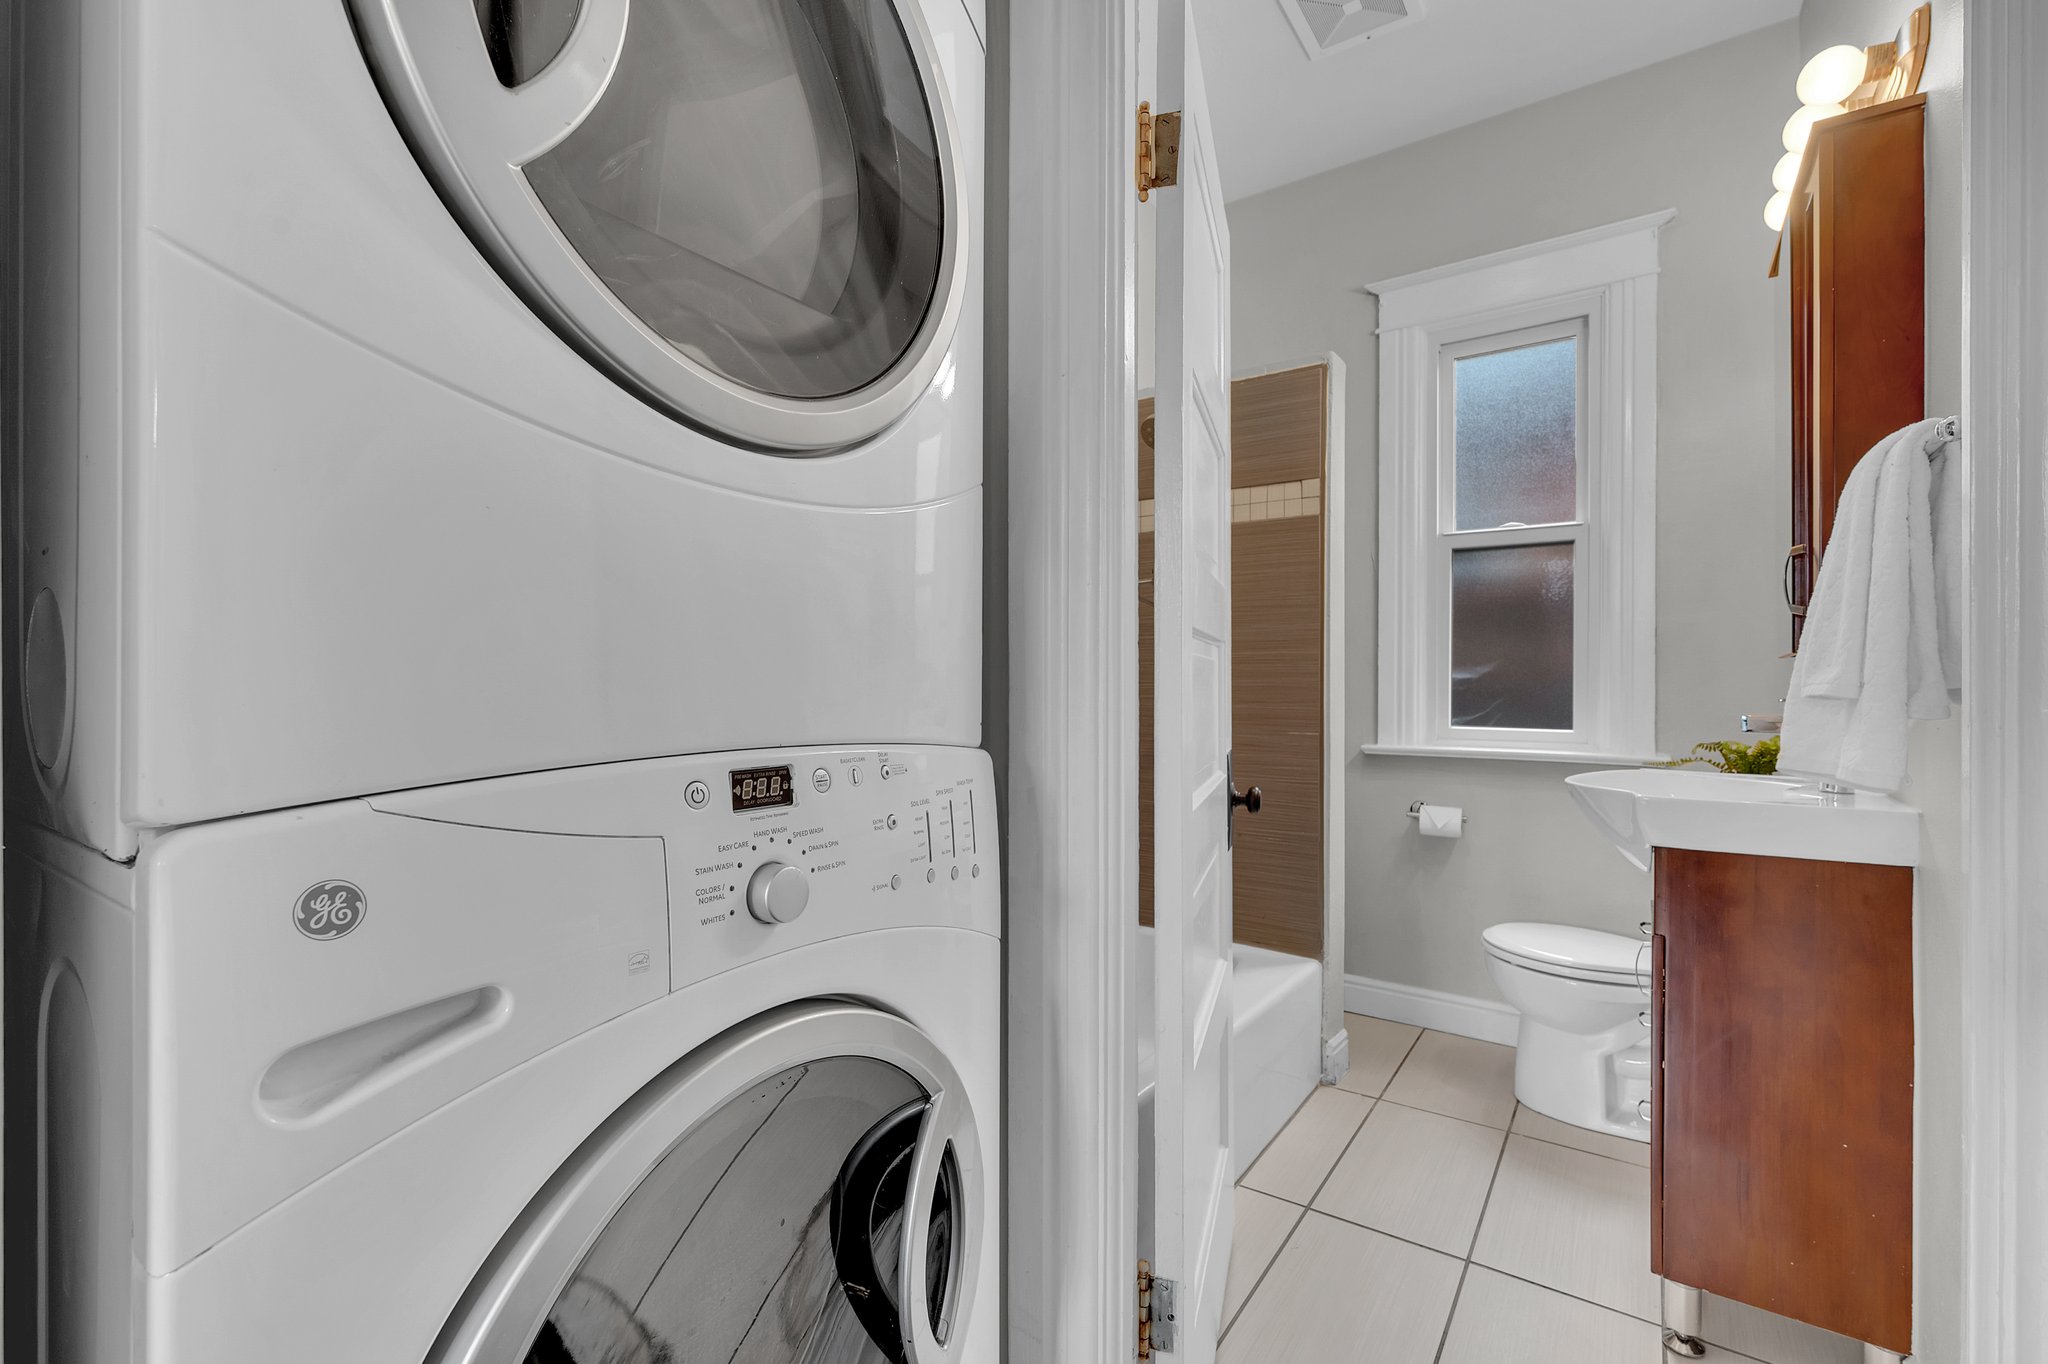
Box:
1407;800;1471;827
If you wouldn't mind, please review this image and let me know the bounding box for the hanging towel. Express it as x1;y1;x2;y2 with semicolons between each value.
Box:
1778;417;1962;793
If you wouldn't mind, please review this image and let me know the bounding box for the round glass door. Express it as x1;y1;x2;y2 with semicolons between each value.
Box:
524;1057;962;1363
351;0;966;452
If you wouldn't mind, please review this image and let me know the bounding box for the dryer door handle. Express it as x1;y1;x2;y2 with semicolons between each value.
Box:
831;1098;928;1363
898;1085;972;1364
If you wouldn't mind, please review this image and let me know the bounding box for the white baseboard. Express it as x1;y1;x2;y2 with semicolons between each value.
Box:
1321;1027;1351;1084
1344;973;1521;1048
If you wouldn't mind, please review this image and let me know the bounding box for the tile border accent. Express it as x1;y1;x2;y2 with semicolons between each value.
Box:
1137;478;1322;533
1344;973;1521;1048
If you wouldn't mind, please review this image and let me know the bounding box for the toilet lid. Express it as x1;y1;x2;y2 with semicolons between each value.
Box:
1483;922;1648;982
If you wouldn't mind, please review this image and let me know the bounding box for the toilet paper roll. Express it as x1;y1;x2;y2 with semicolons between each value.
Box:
1416;803;1463;839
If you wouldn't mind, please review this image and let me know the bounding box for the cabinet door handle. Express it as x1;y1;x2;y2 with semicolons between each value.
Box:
1783;543;1809;611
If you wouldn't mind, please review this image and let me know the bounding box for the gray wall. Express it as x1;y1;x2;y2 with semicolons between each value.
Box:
1794;5;1967;1361
1229;22;1804;1004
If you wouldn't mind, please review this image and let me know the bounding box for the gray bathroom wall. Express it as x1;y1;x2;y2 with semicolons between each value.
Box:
1228;21;1804;1005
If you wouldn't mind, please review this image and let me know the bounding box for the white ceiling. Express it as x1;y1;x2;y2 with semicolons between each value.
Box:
1195;0;1802;201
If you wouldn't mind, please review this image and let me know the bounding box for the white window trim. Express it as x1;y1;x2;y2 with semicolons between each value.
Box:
1370;210;1670;763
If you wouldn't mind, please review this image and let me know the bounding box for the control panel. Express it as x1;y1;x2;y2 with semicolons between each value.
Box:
363;745;1001;993
667;746;998;989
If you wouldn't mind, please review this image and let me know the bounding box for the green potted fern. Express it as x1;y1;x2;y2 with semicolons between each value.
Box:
1656;736;1780;774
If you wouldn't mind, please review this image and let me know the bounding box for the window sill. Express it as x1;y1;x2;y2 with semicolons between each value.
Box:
1358;743;1669;767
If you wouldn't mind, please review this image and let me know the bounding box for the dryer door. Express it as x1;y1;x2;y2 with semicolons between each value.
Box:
349;0;965;453
432;1002;982;1364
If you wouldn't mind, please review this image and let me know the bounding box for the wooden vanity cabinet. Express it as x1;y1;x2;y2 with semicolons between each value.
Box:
1651;847;1915;1354
1781;94;1926;649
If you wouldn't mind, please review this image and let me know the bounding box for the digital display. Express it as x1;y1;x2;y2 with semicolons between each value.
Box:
730;764;796;812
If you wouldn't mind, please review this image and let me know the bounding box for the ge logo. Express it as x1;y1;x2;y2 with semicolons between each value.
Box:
294;880;367;941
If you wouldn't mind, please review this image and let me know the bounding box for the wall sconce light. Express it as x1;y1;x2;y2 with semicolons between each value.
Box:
1783;103;1846;155
1796;45;1868;106
1765;3;1934;236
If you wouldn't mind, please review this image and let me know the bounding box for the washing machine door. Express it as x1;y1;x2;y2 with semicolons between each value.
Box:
349;0;965;453
432;1002;982;1364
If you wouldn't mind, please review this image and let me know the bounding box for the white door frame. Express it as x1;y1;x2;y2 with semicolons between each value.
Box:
1960;0;2048;1357
1000;1;1142;1360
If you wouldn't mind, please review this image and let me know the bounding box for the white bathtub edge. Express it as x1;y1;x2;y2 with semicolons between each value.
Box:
1344;973;1522;1048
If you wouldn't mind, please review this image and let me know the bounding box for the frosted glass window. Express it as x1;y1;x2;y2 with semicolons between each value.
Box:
1452;337;1579;530
1451;544;1574;730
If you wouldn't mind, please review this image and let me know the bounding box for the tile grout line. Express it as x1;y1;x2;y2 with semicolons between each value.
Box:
1231;1028;1499;1356
1215;1198;1307;1345
1220;1098;1376;1344
1468;1263;1788;1364
1506;1125;1651;1168
1372;1094;1514;1136
1232;1030;1796;1364
1234;1084;1328;1187
1430;1105;1515;1364
1430;1262;1475;1364
1377;1025;1428;1095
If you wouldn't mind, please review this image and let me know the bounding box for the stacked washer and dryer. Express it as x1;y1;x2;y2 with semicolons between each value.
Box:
5;0;994;1361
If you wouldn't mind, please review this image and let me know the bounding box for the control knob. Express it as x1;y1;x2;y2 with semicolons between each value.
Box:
746;862;811;925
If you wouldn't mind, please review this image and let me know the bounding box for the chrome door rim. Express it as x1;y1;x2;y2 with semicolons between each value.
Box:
426;1000;984;1362
348;0;969;454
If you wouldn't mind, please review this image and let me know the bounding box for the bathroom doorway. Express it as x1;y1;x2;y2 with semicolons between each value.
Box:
1138;356;1348;1196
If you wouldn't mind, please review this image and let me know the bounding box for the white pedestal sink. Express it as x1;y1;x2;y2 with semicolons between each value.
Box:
1564;768;1920;870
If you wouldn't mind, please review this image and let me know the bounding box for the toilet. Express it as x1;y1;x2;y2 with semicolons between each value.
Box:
1483;922;1653;1142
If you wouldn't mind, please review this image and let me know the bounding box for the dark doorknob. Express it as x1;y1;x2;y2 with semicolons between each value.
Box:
1231;784;1262;815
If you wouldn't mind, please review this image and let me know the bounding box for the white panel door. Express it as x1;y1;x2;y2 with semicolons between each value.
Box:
1149;0;1235;1357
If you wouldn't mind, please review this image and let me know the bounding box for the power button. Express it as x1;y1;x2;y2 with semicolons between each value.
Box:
685;781;710;809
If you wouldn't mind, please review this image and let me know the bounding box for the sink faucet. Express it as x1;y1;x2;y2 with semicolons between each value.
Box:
1740;712;1783;735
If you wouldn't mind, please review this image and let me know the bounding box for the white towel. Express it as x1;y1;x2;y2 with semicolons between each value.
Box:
1778;417;1962;793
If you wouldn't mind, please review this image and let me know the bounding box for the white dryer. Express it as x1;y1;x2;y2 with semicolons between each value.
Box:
13;743;1000;1363
6;0;986;860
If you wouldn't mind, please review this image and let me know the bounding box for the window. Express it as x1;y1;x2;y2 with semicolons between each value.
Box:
1372;212;1667;761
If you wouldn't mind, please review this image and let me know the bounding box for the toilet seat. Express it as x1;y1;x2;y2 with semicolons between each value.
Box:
1483;922;1648;985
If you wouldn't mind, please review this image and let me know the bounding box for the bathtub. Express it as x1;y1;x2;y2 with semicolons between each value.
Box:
1135;927;1322;1203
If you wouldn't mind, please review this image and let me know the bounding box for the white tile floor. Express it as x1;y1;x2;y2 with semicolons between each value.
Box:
1219;1015;1869;1364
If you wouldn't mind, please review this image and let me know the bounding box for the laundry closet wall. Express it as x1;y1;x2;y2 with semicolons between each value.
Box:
1227;23;1804;1005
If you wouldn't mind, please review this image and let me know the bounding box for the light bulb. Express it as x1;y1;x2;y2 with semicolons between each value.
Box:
1783;103;1845;154
1772;150;1802;194
1765;191;1790;234
1796;45;1867;106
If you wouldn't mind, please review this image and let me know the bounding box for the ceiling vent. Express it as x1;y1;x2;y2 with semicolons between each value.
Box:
1279;0;1421;59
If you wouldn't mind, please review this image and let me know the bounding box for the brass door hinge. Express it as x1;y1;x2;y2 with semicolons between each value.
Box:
1137;1260;1178;1357
1137;102;1182;202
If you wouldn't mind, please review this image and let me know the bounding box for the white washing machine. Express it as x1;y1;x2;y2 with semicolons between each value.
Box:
12;743;999;1363
6;0;986;861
